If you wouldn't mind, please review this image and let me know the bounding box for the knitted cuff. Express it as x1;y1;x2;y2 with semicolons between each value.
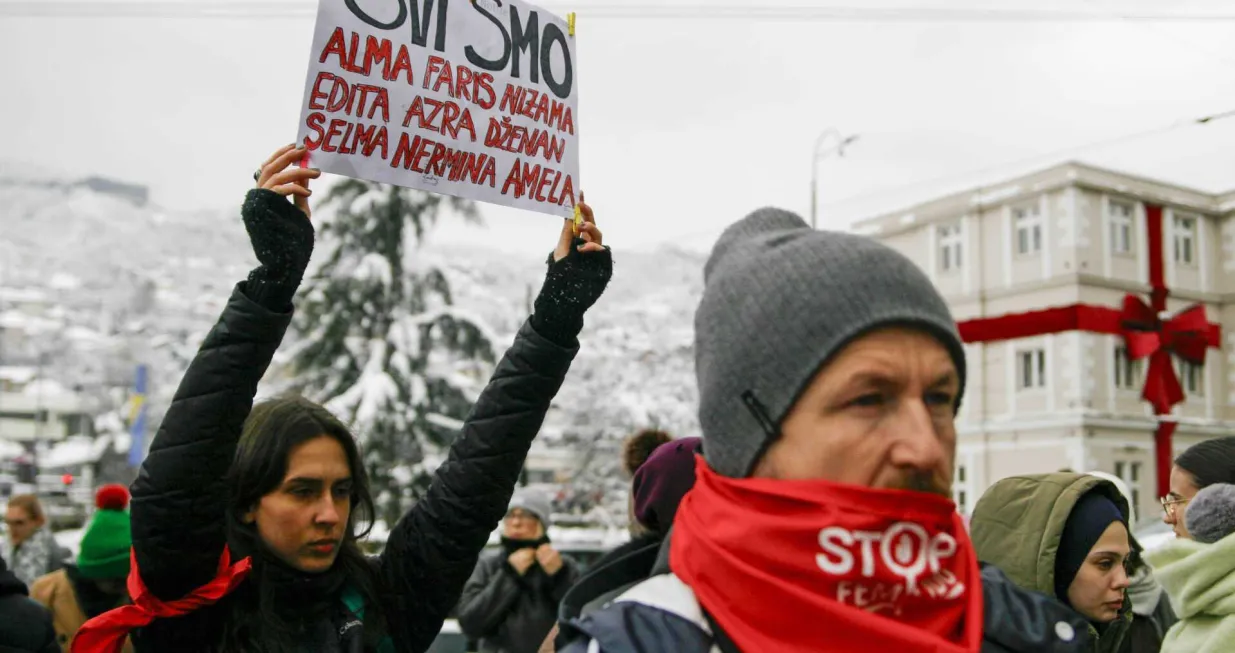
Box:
530;240;612;346
240;188;315;311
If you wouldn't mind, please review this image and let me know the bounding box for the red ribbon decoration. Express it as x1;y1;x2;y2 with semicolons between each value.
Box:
956;204;1221;498
71;547;253;653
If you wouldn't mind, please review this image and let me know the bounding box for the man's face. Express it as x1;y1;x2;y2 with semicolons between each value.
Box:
4;506;39;546
503;509;544;540
752;327;959;496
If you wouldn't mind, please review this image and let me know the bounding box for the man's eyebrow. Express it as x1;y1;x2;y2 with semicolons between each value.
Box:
929;370;960;388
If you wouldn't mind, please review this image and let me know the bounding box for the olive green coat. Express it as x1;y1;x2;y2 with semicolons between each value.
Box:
970;473;1133;653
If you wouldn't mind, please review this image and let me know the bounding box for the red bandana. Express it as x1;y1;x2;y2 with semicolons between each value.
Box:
671;457;983;653
71;547;252;653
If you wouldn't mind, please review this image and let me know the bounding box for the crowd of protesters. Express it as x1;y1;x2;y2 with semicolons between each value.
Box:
4;147;1235;653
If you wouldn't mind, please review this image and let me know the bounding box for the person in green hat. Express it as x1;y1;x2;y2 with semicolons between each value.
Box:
30;484;133;652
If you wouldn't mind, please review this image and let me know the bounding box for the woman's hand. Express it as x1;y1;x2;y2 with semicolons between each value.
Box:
531;192;613;345
255;144;321;219
552;192;604;262
240;145;321;310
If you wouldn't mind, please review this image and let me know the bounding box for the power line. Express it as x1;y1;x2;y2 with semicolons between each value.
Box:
4;2;1235;20
820;107;1235;211
1078;0;1235;68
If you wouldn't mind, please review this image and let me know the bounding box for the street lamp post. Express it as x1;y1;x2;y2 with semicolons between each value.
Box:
810;128;859;229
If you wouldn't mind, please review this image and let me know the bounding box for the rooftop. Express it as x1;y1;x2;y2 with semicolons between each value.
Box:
851;160;1235;238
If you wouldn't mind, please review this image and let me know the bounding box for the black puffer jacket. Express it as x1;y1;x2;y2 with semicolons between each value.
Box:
129;285;583;651
0;557;59;653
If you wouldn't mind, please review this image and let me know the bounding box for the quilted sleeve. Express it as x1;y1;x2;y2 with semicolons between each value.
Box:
379;318;579;652
129;284;293;601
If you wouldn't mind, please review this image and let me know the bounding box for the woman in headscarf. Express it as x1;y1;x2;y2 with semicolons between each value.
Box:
970;473;1134;652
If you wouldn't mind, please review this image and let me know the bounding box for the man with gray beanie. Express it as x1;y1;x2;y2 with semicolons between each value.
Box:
560;208;1095;653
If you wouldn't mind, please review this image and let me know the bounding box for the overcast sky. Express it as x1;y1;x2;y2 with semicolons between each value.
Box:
2;0;1233;258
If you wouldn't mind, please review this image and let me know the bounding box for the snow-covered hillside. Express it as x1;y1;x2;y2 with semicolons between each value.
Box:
1;165;707;505
420;240;704;439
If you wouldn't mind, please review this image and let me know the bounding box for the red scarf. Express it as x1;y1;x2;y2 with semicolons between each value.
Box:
71;547;252;653
670;457;982;653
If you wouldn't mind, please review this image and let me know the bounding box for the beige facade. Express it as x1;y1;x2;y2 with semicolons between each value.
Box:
854;161;1235;527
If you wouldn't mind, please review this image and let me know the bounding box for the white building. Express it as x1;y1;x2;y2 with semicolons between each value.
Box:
0;374;94;448
853;161;1235;526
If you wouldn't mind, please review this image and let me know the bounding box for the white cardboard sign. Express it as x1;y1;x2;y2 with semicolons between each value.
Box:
297;0;579;217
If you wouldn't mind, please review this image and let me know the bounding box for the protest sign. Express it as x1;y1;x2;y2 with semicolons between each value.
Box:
296;0;579;217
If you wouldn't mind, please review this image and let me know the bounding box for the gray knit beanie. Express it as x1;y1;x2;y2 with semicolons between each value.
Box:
508;487;553;528
1185;482;1235;544
695;208;967;478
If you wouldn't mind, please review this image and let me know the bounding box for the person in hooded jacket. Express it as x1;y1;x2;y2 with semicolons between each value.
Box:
1084;471;1176;653
1144;482;1235;652
72;144;612;653
0;554;59;653
970;473;1134;653
561;208;1096;653
1161;436;1235;539
458;488;579;653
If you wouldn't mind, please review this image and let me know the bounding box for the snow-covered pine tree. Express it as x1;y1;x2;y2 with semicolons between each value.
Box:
287;179;496;528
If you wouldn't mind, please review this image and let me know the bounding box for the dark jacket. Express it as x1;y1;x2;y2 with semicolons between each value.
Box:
0;558;59;653
129;285;580;652
553;533;662;649
1117;562;1176;653
458;549;579;653
560;532;1095;653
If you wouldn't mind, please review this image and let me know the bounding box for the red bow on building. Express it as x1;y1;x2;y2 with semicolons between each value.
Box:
957;204;1221;497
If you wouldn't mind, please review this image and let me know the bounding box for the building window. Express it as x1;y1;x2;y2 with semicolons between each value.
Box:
1109;200;1134;254
1017;348;1046;390
1178;360;1205;396
954;464;971;514
938;224;963;272
1013;205;1042;255
1113;346;1141;391
1174;214;1196;266
1114;460;1142;516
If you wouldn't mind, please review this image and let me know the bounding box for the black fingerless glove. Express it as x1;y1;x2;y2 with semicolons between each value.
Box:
240;188;315;312
530;237;613;346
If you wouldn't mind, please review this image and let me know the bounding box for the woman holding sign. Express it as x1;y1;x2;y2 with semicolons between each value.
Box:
74;144;611;653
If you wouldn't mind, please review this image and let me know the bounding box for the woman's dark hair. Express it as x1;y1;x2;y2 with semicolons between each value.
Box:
1175;436;1235;489
220;395;387;651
